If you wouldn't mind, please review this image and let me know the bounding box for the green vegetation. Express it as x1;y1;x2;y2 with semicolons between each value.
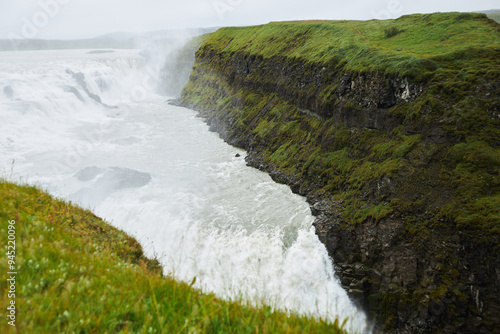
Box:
383;27;402;38
0;180;347;333
182;12;500;236
198;12;499;80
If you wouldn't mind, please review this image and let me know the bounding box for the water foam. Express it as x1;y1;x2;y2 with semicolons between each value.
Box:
0;49;371;333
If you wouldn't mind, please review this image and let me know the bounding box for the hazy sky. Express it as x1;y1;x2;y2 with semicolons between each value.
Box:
1;0;498;39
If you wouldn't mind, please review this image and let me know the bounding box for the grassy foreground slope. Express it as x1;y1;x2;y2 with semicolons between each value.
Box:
0;180;346;333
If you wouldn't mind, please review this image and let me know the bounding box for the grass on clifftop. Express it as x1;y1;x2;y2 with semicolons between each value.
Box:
202;12;499;80
0;180;347;334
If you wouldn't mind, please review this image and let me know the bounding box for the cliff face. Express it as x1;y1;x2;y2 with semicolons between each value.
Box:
228;52;425;130
180;13;500;333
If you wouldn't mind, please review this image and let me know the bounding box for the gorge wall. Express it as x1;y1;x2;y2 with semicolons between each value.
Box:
178;13;500;333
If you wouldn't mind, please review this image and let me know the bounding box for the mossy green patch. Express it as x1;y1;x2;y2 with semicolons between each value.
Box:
345;203;393;224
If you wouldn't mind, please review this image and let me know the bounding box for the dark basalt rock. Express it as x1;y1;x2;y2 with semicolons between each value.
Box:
198;49;425;134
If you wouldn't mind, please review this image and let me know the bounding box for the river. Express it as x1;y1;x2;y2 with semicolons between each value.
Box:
0;48;369;333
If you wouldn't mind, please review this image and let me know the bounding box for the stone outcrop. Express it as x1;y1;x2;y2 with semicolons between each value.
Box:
195;48;424;133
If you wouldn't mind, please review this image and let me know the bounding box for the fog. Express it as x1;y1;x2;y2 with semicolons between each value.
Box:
1;0;498;40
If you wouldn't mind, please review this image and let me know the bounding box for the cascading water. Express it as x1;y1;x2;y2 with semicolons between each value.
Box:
0;46;371;333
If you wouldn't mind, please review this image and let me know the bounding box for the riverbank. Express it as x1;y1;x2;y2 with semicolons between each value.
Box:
0;180;347;333
179;12;500;333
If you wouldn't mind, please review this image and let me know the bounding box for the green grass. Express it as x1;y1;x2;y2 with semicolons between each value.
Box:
200;12;499;80
0;180;348;333
345;203;393;225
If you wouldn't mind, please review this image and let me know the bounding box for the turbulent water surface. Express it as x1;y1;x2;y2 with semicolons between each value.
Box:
0;48;369;332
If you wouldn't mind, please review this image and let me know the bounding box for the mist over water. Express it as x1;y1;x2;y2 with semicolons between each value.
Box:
0;47;370;332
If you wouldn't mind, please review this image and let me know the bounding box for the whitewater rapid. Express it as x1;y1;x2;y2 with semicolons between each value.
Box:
0;48;370;333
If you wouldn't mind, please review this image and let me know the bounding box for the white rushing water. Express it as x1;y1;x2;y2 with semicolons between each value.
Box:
0;48;370;333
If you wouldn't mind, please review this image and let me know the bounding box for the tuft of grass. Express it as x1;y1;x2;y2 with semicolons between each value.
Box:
384;27;402;38
0;180;348;334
